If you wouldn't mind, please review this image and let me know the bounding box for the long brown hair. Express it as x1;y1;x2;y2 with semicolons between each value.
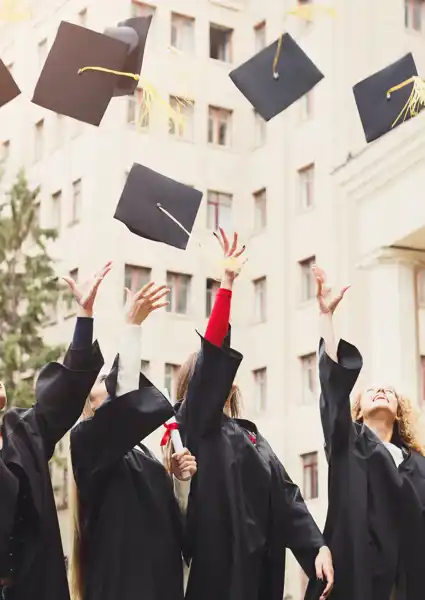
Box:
351;391;425;455
162;351;242;474
69;398;95;600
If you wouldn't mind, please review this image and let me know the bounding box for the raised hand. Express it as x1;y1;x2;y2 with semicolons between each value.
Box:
214;228;247;282
61;261;112;318
124;281;169;326
313;264;349;316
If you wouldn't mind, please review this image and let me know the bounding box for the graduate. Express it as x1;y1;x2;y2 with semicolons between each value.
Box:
0;261;111;600
69;281;197;600
310;264;425;600
164;229;334;600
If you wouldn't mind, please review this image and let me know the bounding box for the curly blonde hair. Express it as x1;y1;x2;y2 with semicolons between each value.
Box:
351;391;425;456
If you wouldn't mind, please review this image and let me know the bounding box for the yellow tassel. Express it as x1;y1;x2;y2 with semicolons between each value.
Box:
135;81;194;133
0;0;30;21
387;76;425;127
273;3;335;79
78;66;140;81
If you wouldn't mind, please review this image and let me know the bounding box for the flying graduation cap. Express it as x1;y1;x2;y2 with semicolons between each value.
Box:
0;59;20;108
353;53;424;143
228;3;334;122
114;162;203;251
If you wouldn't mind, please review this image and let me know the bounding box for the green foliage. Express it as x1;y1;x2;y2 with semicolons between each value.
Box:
0;170;64;407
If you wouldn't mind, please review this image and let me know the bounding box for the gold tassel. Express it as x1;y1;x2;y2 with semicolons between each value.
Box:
0;0;31;21
386;76;425;127
78;66;140;81
272;3;335;79
136;82;194;132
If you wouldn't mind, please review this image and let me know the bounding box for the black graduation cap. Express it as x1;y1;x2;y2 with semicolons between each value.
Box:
114;163;203;250
353;53;421;143
222;324;231;349
0;59;20;108
32;21;132;126
229;33;324;122
104;16;152;97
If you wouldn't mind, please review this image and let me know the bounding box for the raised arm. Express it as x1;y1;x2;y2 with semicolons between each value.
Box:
33;262;111;458
71;282;174;476
313;265;362;458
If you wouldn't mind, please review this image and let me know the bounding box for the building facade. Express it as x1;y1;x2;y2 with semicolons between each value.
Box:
2;0;425;597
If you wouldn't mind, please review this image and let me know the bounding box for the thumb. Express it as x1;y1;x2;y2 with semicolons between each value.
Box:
61;276;76;292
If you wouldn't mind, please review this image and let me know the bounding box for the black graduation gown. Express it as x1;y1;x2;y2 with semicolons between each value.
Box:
0;339;104;600
309;338;425;600
176;334;325;600
70;363;185;600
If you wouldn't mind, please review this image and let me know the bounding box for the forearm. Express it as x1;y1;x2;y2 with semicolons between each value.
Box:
173;477;191;515
319;314;338;362
204;274;232;347
116;324;142;397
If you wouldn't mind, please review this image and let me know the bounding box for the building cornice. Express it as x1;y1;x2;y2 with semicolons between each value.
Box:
356;246;425;270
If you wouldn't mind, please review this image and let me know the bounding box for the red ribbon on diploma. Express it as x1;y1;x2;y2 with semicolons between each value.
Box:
160;421;179;446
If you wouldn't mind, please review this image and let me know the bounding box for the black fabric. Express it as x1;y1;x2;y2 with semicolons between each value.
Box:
114;162;203;250
32;21;130;126
176;334;324;600
70;369;183;600
0;336;103;600
307;338;425;600
105;16;152;96
0;60;20;109
353;53;419;143
71;317;93;350
229;33;324;122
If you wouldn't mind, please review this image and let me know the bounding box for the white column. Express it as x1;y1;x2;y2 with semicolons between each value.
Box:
360;248;424;403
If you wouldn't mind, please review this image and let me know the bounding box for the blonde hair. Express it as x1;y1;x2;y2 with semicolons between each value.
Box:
352;390;425;456
162;351;242;474
69;398;95;600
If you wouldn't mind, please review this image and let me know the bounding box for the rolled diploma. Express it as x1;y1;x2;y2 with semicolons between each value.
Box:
164;389;191;481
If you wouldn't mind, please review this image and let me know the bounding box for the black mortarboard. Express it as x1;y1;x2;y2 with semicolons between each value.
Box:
353;53;420;143
229;33;324;122
104;16;152;97
0;60;20;108
114;163;203;250
32;21;131;126
222;324;231;349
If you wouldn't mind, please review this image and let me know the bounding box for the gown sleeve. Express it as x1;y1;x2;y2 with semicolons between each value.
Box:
33;317;104;459
71;324;174;476
204;288;232;347
318;337;363;459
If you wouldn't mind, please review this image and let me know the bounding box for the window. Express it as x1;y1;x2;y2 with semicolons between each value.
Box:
300;256;316;302
254;277;267;322
141;360;150;375
254;110;266;147
301;452;318;500
78;8;87;26
171;13;195;52
254;188;267;230
208;106;232;146
38;39;48;67
300;91;313;121
54;114;65;150
298;164;315;210
124;265;151;302
417;269;425;305
1;140;10;162
131;1;156;18
127;89;149;128
51;191;62;231
70;179;82;225
207;191;232;230
169;96;194;140
206;278;220;317
34;120;44;162
164;363;180;399
421;356;425;403
253;368;267;412
209;24;233;61
300;353;317;404
166;272;191;314
405;0;425;31
254;21;266;52
65;269;78;311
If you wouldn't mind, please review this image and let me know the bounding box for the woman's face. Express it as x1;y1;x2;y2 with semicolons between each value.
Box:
0;381;6;411
89;376;108;411
359;384;398;421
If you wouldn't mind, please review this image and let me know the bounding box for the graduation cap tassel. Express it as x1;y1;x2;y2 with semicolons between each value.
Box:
386;76;425;127
77;66;140;81
135;81;194;132
156;203;202;248
272;35;283;80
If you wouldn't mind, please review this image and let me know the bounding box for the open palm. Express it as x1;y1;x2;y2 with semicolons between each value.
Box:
62;261;112;317
313;264;349;315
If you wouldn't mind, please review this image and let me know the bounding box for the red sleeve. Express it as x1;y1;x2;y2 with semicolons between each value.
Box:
205;288;232;347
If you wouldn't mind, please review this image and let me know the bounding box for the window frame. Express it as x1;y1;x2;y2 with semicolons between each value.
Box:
208;105;232;146
301;451;319;500
253;367;267;412
253;188;267;231
209;23;233;62
298;163;315;211
166;272;191;314
300;352;318;404
206;190;233;230
253;276;267;322
299;256;316;302
170;12;195;52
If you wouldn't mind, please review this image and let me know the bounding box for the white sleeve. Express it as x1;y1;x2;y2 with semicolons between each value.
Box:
173;477;191;516
116;324;142;397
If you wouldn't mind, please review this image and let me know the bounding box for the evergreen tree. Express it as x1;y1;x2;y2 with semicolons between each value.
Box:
0;169;64;407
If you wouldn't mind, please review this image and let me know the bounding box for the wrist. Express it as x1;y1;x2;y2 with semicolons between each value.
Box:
220;273;234;290
319;310;333;319
77;306;93;318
